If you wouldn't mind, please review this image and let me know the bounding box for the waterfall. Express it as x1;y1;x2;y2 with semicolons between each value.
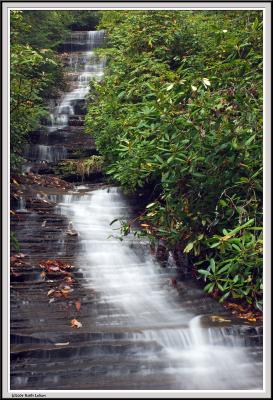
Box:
16;196;27;212
24;144;67;163
49;30;106;131
55;186;262;390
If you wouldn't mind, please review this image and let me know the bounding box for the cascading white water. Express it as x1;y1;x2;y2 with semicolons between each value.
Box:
16;196;27;212
57;186;263;390
50;30;106;131
24;144;67;163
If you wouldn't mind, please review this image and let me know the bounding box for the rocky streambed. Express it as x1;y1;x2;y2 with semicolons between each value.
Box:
9;177;263;390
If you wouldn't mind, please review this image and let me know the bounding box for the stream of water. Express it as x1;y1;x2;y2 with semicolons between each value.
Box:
49;30;105;131
15;29;263;391
53;186;262;390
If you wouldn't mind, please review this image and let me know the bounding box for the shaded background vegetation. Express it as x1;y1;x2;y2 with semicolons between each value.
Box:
85;11;263;309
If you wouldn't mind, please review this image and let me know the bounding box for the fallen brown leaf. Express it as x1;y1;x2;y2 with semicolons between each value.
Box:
225;302;247;313
64;276;74;284
75;300;81;312
48;266;60;272
54;291;63;298
70;318;82;328
47;289;55;296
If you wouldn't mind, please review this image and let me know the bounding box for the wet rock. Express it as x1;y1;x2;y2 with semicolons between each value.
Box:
155;241;168;262
172;249;192;277
68;116;84;126
37;165;55;175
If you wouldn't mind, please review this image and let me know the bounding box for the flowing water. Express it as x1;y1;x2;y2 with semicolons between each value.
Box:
12;29;263;391
49;30;106;131
23;30;105;170
53;187;263;390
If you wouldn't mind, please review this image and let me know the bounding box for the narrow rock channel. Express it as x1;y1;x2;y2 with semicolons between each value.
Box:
10;29;263;391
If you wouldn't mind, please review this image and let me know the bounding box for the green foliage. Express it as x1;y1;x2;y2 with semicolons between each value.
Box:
10;11;68;171
66;11;100;31
85;11;263;306
56;156;104;179
77;156;104;177
11;10;98;51
197;220;263;307
11;232;20;252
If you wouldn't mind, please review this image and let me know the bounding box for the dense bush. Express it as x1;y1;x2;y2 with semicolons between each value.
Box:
85;11;263;308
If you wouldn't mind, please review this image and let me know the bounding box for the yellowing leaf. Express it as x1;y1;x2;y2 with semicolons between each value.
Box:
184;241;194;253
202;78;211;87
191;85;197;91
211;315;231;323
221;234;232;241
166;83;174;91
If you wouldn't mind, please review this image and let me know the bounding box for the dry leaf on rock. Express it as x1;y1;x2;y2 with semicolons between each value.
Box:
75;300;81;312
225;302;247;312
53;290;63;298
64;276;74;284
48;266;60;272
70;319;82;328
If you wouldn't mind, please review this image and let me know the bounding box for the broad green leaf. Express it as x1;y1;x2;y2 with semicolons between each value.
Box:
198;269;211;276
210;258;216;274
184;241;194;253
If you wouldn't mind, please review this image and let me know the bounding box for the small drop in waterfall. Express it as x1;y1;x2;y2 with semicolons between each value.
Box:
10;28;263;391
